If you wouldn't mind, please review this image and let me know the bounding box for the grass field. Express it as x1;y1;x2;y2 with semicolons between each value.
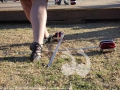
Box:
0;22;120;90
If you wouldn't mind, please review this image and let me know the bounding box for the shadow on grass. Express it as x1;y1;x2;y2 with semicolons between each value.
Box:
0;21;31;30
0;21;120;42
46;22;120;41
72;51;101;57
0;43;30;50
0;56;30;62
0;43;31;62
0;21;120;30
64;25;120;40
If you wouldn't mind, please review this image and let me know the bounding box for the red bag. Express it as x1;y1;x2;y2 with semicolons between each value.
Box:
99;40;116;52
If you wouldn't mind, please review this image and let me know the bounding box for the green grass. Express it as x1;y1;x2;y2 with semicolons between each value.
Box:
0;22;120;89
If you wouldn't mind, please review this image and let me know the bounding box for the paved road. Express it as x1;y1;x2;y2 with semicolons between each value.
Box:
0;0;120;11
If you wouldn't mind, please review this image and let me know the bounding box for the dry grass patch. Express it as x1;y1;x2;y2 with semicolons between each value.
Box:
0;22;120;89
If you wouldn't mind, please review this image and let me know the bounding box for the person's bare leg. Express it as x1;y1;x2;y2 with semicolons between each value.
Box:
20;0;49;39
20;0;32;21
30;0;48;44
20;0;50;61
